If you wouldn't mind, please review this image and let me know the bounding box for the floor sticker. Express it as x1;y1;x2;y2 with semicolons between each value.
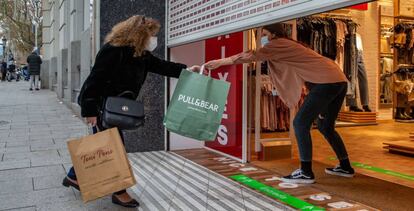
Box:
328;201;354;209
327;157;414;181
309;194;332;201
265;176;282;181
240;167;258;172
230;174;324;211
229;163;245;168
278;183;299;189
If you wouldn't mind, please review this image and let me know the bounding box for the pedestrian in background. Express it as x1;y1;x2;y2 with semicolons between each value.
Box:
7;59;16;82
0;60;6;81
26;48;42;91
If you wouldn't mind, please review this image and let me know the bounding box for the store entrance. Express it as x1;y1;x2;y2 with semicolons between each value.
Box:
243;0;414;207
168;0;414;210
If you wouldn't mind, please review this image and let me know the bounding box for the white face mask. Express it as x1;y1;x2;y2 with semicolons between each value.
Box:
261;36;269;46
146;36;158;51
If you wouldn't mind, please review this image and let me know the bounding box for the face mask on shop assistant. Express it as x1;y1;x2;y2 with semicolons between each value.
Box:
146;36;158;51
261;36;269;46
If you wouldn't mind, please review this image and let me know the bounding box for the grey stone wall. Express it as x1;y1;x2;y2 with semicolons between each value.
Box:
40;60;50;89
100;0;167;152
50;57;58;91
69;40;81;103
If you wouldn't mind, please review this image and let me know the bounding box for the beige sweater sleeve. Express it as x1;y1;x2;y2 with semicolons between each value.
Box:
228;38;294;64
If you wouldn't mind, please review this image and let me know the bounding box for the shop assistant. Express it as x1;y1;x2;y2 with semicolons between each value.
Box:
204;23;355;184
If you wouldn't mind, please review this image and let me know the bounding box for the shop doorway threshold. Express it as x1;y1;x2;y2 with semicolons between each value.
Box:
175;148;414;211
127;151;292;211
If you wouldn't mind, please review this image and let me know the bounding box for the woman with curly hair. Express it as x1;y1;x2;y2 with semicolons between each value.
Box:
62;15;199;207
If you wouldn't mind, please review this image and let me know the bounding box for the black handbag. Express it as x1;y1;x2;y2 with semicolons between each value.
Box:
101;91;145;130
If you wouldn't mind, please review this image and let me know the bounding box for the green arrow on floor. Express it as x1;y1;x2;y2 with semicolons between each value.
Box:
230;174;325;211
328;157;414;181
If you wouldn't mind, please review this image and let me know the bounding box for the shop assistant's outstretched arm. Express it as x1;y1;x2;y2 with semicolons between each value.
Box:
204;51;255;70
205;47;273;70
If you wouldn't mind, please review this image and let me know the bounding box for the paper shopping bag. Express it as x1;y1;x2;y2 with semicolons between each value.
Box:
164;70;230;141
67;128;136;203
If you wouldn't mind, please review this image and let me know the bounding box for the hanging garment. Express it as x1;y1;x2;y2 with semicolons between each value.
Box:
347;50;370;107
380;74;393;103
259;75;295;132
381;57;393;74
344;22;359;97
335;20;349;71
380;37;392;53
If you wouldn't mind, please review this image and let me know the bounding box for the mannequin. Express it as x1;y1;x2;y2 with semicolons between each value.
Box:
348;33;372;112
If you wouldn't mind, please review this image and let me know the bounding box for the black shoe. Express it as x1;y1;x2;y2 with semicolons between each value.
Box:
112;194;140;208
395;108;408;120
402;112;412;119
62;176;80;191
363;105;372;112
350;106;363;112
325;165;355;178
29;88;33;91
281;169;315;184
35;88;40;91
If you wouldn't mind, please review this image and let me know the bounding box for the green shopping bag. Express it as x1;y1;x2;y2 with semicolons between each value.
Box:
164;67;230;141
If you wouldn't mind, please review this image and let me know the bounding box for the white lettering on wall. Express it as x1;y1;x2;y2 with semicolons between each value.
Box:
217;71;229;145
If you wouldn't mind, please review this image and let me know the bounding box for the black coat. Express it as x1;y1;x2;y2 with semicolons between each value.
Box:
78;43;187;117
26;53;42;75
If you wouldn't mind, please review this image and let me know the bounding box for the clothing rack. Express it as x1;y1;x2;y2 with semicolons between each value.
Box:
314;14;352;19
395;16;414;21
381;52;394;57
397;64;414;69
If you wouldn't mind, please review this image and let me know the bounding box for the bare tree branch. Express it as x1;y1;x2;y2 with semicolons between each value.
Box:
0;0;42;58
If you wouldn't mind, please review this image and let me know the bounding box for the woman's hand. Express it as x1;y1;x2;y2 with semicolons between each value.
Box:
188;65;201;72
86;117;97;126
204;59;223;70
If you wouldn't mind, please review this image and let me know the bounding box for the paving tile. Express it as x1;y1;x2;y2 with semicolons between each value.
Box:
0;178;33;195
6;139;54;147
62;163;73;173
58;149;71;159
0;187;76;210
0;146;30;154
29;127;52;132
1;136;29;142
5;206;36;211
0;159;31;170
3;150;60;161
28;135;53;141
31;156;72;167
30;143;67;152
33;174;66;190
5;141;31;147
0;165;65;180
0;133;10;138
36;198;130;211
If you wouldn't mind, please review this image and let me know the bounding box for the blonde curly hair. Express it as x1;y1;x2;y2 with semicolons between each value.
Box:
104;15;161;57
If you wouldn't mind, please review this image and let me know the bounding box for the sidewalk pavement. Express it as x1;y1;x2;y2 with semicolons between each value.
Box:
0;81;137;210
0;81;290;211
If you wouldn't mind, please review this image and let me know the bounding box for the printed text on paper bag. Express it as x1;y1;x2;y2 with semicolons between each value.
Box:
80;147;114;169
